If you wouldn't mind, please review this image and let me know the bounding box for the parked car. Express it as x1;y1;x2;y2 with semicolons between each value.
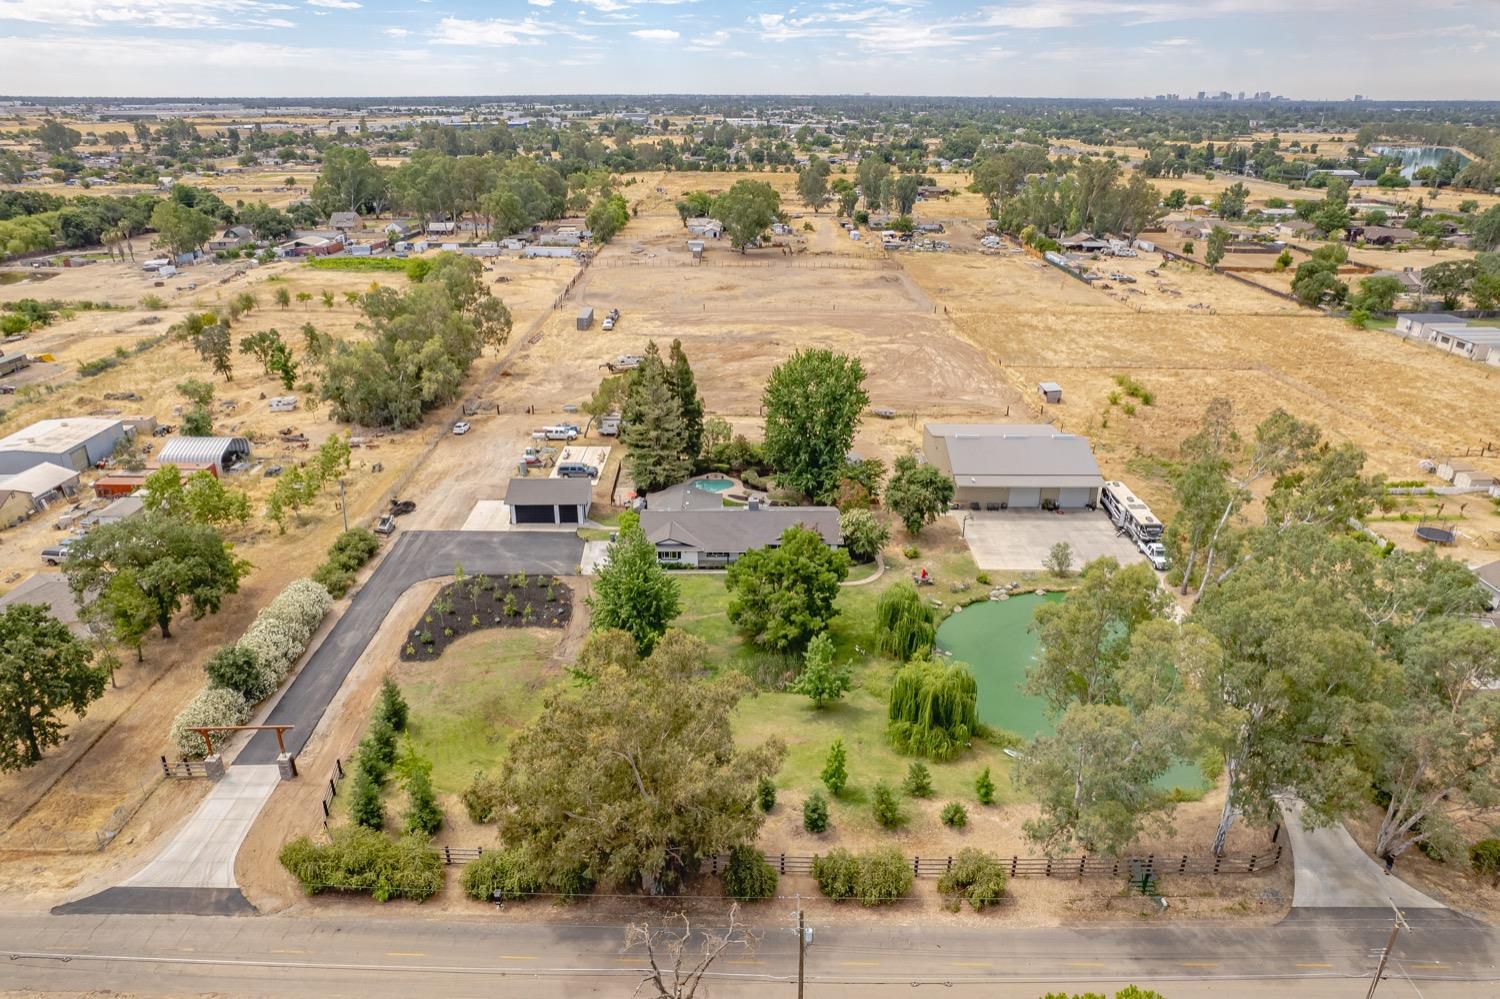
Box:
556;462;599;479
601;316;615;331
542;425;578;441
1137;538;1169;572
374;514;397;536
452;421;471;435
41;538;76;566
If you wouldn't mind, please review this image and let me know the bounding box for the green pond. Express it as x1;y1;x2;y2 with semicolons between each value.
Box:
936;594;1206;792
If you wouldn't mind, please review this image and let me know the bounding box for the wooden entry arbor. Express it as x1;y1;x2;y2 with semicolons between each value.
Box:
188;724;294;759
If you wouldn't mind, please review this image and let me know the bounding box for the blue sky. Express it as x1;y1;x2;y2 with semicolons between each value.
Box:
0;0;1497;98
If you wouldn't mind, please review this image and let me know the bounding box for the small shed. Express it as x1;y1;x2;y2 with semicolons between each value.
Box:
504;476;592;525
95;494;145;525
577;307;595;331
1437;458;1473;483
1038;381;1063;404
157;436;252;472
1454;469;1495;490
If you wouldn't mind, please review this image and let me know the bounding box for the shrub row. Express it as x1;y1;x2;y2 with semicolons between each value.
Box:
279;826;442;902
312;528;380;598
169;577;333;757
936;848;1008;912
349;678;411;832
812;847;913;906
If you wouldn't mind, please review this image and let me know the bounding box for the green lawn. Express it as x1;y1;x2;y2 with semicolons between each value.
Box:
672;550;1024;832
401;628;561;794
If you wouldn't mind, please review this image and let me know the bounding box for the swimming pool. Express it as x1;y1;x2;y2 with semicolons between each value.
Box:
935;595;1205;791
692;478;735;493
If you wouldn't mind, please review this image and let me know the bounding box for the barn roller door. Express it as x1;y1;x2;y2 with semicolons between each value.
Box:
1057;488;1092;508
1008;487;1041;508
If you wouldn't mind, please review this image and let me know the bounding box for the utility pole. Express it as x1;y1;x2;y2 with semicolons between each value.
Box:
339;478;348;533
1365;898;1411;999
796;894;806;999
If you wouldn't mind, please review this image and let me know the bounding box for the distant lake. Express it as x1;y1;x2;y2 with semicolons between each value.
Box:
1370;145;1470;180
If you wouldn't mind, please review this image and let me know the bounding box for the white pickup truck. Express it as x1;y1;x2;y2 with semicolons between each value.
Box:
1137;538;1169;572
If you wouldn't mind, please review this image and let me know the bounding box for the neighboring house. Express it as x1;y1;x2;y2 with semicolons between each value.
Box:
425;221;457;236
1349;225;1418;245
0;461;81;516
1395;312;1459;338
503;477;592;525
685;217;723;239
922;423;1104;510
1373;268;1424;295
0;489;32;528
1058;232;1110;252
206;225;255;252
0;418;125;475
1277;219;1319;238
1436;326;1500;363
328;212;360;233
1475;560;1500;611
639;503;841;567
1165;220;1211;240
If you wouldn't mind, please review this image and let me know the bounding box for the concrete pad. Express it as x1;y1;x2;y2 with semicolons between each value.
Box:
549;444;610;482
121;765;280;890
461;500;512;531
1282;799;1446;909
955;509;1144;572
581;539;611;575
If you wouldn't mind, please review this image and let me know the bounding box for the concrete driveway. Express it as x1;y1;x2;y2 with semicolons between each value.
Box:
954;509;1143;572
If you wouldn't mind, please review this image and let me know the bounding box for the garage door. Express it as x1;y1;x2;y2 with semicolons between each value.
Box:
557;504;580;524
1057;488;1092;508
1008;487;1041;508
512;504;555;525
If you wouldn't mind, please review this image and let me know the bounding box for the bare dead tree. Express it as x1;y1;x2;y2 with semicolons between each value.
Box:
625;904;758;999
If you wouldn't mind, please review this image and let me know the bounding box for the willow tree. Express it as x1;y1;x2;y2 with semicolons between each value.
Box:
874;583;935;662
887;658;978;761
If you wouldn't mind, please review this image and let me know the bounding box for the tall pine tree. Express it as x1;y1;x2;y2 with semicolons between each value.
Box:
666;339;704;464
621;343;690;493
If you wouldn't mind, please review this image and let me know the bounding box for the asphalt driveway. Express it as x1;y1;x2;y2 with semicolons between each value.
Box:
237;530;583;764
954;509;1143;572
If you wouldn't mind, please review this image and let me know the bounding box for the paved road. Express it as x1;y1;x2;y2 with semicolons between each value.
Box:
237;531;583;764
5;909;1495;998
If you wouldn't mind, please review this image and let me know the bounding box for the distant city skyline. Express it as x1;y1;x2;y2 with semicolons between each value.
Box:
0;0;1497;99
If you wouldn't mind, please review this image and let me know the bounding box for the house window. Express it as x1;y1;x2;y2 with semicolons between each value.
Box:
658;550;682;560
705;552;732;560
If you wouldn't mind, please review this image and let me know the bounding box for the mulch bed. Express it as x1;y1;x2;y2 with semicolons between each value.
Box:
401;572;573;661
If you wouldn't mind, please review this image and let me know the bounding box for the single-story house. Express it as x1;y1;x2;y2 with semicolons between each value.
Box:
503;476;592;525
329;212;360;233
1277;219;1320;238
1395;313;1460;339
157;436;252;472
1058;232;1110;252
206;225;255;252
0;418;125;475
1350;225;1418;245
1166;220;1212;240
0;488;33;528
686;217;723;239
639;504;841;568
425;221;456;236
1475;560;1500;610
922;423;1104;510
1373;268;1424;295
0;461;81;511
1436;326;1500;363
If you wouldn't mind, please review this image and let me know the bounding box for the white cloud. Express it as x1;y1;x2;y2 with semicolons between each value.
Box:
382;26;409;36
0;0;298;30
631;27;678;40
528;0;554;6
431;15;556;45
1159;36;1194;45
683;28;730;49
307;0;359;8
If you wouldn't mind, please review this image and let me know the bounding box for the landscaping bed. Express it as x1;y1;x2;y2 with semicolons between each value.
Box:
401;572;573;661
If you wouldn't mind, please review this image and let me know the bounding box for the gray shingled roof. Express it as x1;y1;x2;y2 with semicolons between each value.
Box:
640;506;841;554
503;477;593;506
928;424;1103;489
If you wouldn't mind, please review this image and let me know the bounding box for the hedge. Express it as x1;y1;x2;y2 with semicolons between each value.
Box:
723;846;778;901
936;848;1007;911
170;577;333;758
279;827;443;902
169;686;250;757
461;848;543;902
812;846;913;906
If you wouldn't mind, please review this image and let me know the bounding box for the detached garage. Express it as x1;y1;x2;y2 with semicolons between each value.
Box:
922;423;1104;510
504;477;592;526
0;418;125;475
